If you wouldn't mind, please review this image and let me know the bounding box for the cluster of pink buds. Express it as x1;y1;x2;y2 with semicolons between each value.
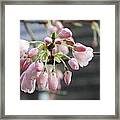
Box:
20;28;94;93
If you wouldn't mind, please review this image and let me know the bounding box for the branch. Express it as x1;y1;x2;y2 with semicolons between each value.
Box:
23;21;36;41
93;52;100;55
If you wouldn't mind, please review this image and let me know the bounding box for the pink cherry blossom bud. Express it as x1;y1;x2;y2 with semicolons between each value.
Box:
64;71;72;85
52;46;58;55
58;45;69;54
37;72;48;89
35;61;44;72
73;46;94;67
92;40;98;47
22;58;31;71
74;43;86;52
55;21;64;30
58;28;72;38
44;37;52;45
68;58;79;70
22;62;37;81
55;38;62;44
28;48;38;58
56;69;63;80
48;72;58;91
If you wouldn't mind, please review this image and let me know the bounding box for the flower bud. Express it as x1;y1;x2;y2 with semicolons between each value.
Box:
28;48;38;58
58;28;72;38
37;72;48;89
56;69;63;80
48;72;58;91
44;37;52;45
58;45;69;55
48;25;58;33
64;71;72;85
52;46;58;55
35;61;44;72
55;38;62;44
68;58;79;70
55;21;63;30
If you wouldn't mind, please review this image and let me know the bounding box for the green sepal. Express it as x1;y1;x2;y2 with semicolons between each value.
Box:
54;56;61;63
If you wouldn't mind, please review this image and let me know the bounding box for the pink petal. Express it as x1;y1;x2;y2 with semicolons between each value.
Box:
58;28;72;38
20;62;38;93
22;58;31;71
35;61;44;72
48;25;58;33
37;72;48;89
68;58;79;70
52;46;58;55
20;71;25;84
48;72;58;91
21;76;36;93
28;48;38;58
56;69;63;80
55;38;62;44
58;45;69;54
74;43;86;52
64;71;72;85
73;46;94;67
44;37;52;45
55;21;64;30
66;37;75;46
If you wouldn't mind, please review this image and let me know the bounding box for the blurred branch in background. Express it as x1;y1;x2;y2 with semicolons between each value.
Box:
91;21;100;48
22;20;36;41
21;20;48;24
21;20;100;48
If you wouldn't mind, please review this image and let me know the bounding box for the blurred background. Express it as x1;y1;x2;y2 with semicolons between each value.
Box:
20;20;100;100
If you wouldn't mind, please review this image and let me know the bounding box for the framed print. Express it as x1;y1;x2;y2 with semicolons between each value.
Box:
0;0;119;119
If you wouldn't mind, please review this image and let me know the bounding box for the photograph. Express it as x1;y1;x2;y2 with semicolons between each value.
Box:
2;1;118;118
20;20;100;100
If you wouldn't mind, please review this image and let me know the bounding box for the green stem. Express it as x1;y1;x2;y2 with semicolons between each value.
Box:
45;58;48;70
48;20;52;25
62;54;71;60
53;58;56;72
93;29;97;42
29;41;44;44
60;58;68;70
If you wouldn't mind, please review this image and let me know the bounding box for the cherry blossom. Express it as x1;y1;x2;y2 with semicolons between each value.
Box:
58;28;72;38
48;72;59;91
73;43;94;67
28;48;39;58
64;71;72;85
20;26;94;93
68;58;79;70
